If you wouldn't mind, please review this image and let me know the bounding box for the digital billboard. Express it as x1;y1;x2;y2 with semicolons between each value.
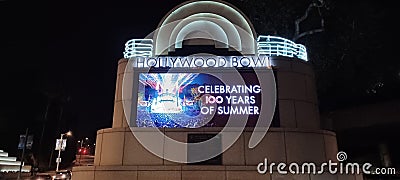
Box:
136;71;266;128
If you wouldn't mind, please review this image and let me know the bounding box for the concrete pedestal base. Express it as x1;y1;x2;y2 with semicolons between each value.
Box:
73;165;363;180
72;127;364;180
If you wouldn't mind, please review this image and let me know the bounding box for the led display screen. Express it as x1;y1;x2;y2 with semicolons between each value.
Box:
136;72;264;128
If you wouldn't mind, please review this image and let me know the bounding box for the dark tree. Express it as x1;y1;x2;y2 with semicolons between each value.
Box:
233;0;399;111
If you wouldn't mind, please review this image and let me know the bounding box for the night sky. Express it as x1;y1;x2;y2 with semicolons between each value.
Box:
1;0;184;143
1;0;398;169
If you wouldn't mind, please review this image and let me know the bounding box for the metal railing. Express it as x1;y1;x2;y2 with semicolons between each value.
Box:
123;36;307;61
257;35;308;61
123;39;153;58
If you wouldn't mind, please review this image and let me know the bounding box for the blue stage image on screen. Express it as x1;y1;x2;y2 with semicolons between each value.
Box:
136;72;262;128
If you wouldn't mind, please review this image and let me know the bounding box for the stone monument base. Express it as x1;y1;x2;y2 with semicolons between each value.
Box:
72;127;363;180
73;165;363;180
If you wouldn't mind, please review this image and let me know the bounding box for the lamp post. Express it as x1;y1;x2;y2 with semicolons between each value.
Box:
56;131;72;172
17;128;29;180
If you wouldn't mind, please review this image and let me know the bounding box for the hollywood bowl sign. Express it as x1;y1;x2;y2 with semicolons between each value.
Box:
131;56;269;68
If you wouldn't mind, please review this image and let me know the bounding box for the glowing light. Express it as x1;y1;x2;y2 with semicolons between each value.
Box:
0;166;30;173
174;20;229;49
132;56;268;68
257;35;308;61
168;13;242;52
65;131;72;136
138;73;199;114
0;150;30;173
0;161;21;166
156;0;255;55
123;36;307;61
0;157;16;161
139;73;198;94
124;39;153;58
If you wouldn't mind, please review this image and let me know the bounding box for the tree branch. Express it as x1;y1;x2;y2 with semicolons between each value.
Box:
293;0;326;41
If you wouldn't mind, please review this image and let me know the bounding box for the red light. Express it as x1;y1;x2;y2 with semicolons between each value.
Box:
78;148;82;152
83;149;87;154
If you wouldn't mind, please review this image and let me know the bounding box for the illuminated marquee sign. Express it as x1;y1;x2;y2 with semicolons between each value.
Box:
136;72;267;128
132;56;269;68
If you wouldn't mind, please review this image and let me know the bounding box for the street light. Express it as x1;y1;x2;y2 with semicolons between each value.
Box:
56;131;72;172
65;131;72;137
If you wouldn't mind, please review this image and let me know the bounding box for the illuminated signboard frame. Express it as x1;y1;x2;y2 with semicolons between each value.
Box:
123;35;300;128
129;66;274;128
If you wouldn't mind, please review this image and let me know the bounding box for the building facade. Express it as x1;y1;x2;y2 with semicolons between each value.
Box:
72;1;363;179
